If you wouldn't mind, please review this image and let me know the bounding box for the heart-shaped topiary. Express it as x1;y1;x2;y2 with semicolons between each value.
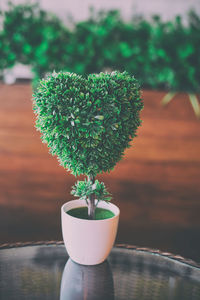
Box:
33;71;143;177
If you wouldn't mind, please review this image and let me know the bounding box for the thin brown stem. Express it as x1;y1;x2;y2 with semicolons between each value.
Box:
87;175;96;220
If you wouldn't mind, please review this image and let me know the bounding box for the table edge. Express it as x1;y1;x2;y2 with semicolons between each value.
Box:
0;240;199;269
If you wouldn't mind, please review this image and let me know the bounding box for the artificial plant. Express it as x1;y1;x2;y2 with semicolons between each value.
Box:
33;71;143;219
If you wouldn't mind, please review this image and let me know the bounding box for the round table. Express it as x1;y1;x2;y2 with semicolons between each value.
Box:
0;242;200;300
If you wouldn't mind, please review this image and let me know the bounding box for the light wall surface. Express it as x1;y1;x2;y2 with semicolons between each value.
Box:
1;0;200;23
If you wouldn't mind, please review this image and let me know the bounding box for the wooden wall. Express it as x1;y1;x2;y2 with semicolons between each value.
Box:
0;84;200;262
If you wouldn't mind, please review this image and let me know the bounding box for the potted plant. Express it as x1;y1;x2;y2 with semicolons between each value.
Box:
33;71;143;265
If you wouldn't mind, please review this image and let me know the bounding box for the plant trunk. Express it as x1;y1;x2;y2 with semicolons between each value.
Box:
87;175;96;220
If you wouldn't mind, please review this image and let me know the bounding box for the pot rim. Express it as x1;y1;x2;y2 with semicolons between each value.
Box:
61;199;120;222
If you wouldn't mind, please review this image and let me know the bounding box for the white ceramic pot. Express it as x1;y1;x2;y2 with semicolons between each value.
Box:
61;199;120;265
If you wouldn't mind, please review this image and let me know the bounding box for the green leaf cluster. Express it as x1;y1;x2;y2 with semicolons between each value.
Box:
0;2;70;77
33;71;143;176
65;10;200;92
71;179;112;203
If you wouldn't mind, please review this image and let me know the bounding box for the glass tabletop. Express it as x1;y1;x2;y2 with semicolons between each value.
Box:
0;242;200;300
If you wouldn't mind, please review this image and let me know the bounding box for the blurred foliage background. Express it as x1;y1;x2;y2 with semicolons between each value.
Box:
0;2;200;93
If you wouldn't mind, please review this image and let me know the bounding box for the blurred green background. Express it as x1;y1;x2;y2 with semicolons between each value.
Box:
0;2;200;93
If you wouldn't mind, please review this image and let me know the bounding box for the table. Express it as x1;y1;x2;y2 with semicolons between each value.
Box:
0;242;200;300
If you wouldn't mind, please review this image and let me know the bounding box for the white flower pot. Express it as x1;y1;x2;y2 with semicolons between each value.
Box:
61;199;120;265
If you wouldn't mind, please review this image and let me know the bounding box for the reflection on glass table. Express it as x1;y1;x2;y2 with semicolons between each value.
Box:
60;258;114;300
0;242;200;300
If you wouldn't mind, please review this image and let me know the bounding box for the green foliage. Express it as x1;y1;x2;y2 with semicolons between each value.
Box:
1;3;200;92
33;71;143;177
147;14;200;92
1;2;42;66
66;11;152;80
0;2;70;76
67;10;200;92
71;179;112;203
